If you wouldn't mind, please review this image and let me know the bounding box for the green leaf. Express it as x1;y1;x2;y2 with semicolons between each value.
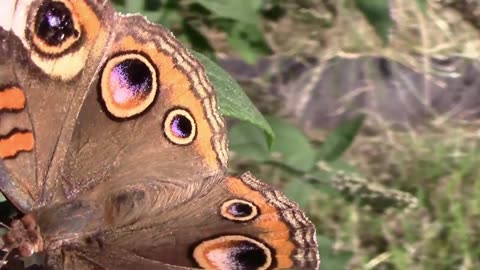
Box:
316;114;365;162
355;0;393;45
229;122;270;162
227;23;271;64
0;192;5;203
141;11;162;22
284;179;313;209
112;4;127;13
182;21;216;59
192;0;261;24
268;117;317;172
227;24;259;64
416;0;427;13
125;0;145;13
229;117;317;172
193;52;274;143
156;0;183;27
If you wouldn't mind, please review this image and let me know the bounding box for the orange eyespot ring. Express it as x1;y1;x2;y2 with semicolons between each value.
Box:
220;199;259;222
163;108;197;145
100;53;158;119
28;0;82;55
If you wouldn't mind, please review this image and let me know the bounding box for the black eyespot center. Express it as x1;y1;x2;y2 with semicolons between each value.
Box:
221;199;259;221
110;58;153;101
117;59;153;90
233;240;268;269
228;202;253;218
35;1;77;46
170;114;193;139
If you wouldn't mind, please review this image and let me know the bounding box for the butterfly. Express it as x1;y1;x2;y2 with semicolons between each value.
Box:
0;0;320;269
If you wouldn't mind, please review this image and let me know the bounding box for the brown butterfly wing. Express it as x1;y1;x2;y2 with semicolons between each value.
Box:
0;0;114;212
0;1;37;212
45;249;190;270
45;249;194;270
39;173;319;269
59;13;228;201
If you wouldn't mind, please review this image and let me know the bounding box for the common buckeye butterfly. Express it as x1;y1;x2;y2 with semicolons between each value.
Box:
0;1;319;269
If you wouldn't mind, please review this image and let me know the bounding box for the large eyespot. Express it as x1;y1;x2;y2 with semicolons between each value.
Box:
100;53;158;118
163;108;196;145
29;0;81;55
192;235;273;270
221;199;259;222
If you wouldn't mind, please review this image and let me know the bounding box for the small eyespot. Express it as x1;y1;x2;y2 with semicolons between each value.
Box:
29;0;81;55
100;53;158;118
221;199;259;222
192;235;273;270
163;108;196;145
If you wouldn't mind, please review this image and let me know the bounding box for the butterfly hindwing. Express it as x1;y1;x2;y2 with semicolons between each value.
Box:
54;173;319;269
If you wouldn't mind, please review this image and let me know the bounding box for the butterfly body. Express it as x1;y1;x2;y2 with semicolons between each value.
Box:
0;0;319;269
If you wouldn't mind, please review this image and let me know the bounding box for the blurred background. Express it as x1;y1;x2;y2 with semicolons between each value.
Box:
109;0;480;269
3;0;477;269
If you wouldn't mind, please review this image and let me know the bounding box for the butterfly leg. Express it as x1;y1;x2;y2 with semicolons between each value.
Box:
0;214;43;258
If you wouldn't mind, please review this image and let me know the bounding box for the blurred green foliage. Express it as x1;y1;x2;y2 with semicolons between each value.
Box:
229;115;365;173
112;0;271;62
113;0;393;59
355;0;392;45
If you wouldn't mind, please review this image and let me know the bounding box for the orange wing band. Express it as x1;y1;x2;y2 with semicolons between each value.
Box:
0;87;26;111
0;132;34;159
